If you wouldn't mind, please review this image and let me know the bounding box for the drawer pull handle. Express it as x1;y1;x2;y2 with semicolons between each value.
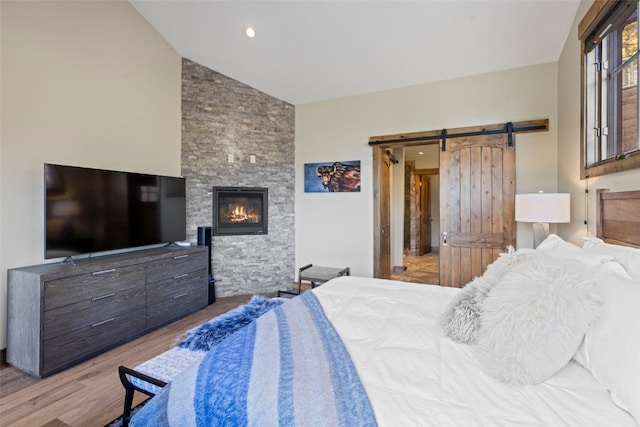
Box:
173;292;189;299
91;292;116;302
91;317;115;328
92;268;116;276
174;273;189;280
173;255;188;260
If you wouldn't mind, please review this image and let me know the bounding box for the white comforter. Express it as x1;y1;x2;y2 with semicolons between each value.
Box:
313;276;637;427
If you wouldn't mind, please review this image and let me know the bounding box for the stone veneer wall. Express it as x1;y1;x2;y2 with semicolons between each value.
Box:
181;58;295;297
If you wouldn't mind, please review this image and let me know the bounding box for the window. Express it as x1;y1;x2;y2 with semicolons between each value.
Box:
581;0;640;178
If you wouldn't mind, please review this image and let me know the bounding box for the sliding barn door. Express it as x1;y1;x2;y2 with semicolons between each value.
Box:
439;133;515;287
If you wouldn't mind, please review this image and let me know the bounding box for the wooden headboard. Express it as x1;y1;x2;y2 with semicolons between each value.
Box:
596;189;640;248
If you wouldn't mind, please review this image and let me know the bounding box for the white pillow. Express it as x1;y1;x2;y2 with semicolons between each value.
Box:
473;253;603;385
583;237;640;281
537;234;630;276
573;269;640;421
536;233;582;257
440;249;534;344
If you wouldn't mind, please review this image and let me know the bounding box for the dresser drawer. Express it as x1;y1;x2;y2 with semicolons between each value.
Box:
43;309;146;375
146;285;207;329
44;264;146;311
44;285;146;340
146;268;206;304
146;251;207;283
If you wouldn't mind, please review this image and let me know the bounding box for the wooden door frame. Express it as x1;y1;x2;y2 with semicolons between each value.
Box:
370;119;548;279
372;146;386;278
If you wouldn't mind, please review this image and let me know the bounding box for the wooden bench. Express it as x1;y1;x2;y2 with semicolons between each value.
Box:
278;264;350;297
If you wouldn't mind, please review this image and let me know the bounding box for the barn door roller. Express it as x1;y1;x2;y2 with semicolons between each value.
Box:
441;129;448;152
385;150;399;164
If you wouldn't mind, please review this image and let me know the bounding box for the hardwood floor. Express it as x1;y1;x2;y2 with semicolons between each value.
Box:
0;295;252;427
390;252;439;285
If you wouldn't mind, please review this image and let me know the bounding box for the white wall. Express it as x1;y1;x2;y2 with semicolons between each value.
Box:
296;63;559;277
557;0;640;245
0;1;182;349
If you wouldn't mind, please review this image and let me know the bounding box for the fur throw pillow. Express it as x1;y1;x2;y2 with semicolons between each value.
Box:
440;248;534;343
472;254;603;384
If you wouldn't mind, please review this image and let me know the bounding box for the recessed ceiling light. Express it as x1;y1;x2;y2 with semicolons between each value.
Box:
418;151;424;155
245;26;256;38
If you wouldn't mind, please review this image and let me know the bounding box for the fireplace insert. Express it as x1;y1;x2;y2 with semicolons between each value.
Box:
212;187;268;236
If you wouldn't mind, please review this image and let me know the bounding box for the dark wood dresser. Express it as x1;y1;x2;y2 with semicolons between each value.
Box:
7;245;208;377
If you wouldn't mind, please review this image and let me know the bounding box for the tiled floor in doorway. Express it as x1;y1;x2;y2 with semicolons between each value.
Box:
390;252;439;285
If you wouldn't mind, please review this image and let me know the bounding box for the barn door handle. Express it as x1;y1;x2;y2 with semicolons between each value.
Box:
442;232;448;246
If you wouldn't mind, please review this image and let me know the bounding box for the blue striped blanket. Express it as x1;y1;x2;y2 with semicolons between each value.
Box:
130;291;377;427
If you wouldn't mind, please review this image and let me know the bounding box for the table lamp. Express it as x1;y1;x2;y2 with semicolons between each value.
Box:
515;192;570;248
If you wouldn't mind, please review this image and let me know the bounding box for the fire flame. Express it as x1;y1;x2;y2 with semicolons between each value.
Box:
226;204;259;223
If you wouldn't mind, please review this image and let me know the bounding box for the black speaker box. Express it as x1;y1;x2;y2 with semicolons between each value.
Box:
197;226;215;304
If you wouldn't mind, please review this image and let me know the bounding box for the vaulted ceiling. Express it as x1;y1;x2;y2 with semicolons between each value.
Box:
131;1;581;105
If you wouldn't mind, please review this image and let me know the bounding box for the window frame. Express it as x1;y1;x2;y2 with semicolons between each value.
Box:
579;0;640;179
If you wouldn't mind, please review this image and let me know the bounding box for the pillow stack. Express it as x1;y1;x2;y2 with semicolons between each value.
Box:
576;237;640;422
582;236;640;281
441;235;609;385
441;233;640;421
472;253;601;384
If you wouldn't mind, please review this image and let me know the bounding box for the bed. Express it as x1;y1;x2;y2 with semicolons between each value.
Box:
129;189;640;426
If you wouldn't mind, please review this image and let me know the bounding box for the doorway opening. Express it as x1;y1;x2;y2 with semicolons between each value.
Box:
390;145;440;285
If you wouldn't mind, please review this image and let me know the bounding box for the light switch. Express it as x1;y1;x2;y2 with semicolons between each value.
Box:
228;154;234;163
250;155;256;164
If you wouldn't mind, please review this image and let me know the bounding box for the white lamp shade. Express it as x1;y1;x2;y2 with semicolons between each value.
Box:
515;193;570;223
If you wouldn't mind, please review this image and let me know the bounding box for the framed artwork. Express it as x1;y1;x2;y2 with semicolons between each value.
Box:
304;160;361;193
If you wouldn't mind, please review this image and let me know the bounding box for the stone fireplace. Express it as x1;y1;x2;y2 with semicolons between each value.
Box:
182;59;294;297
212;187;268;236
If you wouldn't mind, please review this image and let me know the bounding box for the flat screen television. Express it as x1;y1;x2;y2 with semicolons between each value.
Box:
44;163;186;260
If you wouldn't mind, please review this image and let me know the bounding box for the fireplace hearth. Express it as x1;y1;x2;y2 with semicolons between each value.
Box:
212;187;268;235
